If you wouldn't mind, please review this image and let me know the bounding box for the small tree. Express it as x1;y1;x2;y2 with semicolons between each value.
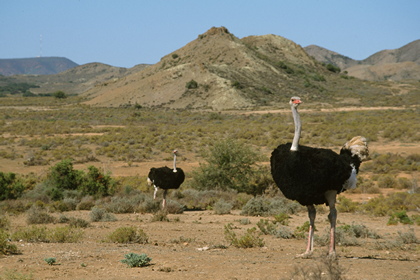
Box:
0;172;25;201
79;166;116;197
46;159;83;200
191;139;266;195
53;90;67;99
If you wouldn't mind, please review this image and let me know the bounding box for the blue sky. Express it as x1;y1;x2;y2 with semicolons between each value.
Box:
1;0;419;68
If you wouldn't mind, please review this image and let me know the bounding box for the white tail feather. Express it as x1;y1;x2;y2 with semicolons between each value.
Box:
342;136;369;162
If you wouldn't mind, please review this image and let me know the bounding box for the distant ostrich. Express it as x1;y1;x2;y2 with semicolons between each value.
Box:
270;97;369;257
147;150;185;209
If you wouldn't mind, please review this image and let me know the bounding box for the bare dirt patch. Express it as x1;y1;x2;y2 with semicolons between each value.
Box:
1;210;419;280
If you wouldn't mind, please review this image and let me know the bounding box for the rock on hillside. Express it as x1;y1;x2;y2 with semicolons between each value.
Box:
0;57;78;76
83;27;326;110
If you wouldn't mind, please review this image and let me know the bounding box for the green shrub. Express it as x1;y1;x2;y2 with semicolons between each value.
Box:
185;79;198;89
0;229;19;255
44;257;57;265
79;166;116;197
120;253;152;268
337;196;360;213
46;159;83;200
294;221;310;240
0;215;10;230
224;223;265;248
191;139;265;195
388;210;413;225
47;226;84;243
106;227;149;244
0;172;25;200
326;63;341;73
11;225;49;242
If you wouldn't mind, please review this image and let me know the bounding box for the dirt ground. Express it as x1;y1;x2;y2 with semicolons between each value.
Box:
1;209;419;280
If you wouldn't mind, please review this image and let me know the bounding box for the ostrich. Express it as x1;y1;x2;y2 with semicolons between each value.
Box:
270;97;369;257
147;150;185;209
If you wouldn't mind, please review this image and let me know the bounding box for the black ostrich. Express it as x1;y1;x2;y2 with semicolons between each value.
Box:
270;97;369;257
147;150;185;209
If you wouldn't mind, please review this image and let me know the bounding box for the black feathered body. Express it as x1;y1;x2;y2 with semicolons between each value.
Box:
148;167;185;190
270;143;361;206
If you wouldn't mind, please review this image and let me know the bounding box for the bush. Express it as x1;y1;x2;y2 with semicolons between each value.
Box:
213;199;233;215
47;226;84;243
46;160;83;200
387;210;413;225
0;229;19;255
185;79;198;89
0;215;10;230
79;166;116;197
241;196;301;216
0;172;25;200
106;227;149;244
26;205;56;224
191;139;266;195
224;223;265;248
120;253;152;268
89;206;117;222
11;225;49;242
337;196;360;213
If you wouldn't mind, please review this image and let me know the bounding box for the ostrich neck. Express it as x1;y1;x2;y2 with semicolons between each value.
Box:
173;154;177;172
290;106;301;151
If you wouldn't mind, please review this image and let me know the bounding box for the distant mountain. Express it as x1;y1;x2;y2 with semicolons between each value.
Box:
304;45;358;70
304;40;420;81
7;62;150;95
0;57;78;76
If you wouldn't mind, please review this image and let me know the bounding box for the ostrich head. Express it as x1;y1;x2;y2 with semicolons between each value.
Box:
289;96;302;108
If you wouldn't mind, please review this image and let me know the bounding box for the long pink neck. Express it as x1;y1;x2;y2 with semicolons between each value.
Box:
290;105;301;151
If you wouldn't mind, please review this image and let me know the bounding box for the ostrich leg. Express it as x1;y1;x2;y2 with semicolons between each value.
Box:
298;205;316;258
153;185;158;199
162;189;168;209
325;190;338;257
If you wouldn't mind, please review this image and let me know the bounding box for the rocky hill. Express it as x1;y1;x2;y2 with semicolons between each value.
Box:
0;57;78;76
304;40;420;81
83;27;336;110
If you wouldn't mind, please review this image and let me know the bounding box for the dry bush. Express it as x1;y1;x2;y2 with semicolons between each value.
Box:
224;223;265;248
106;226;148;244
286;257;347;280
89;206;117;222
26;205;56;224
213;199;233;215
0;229;19;255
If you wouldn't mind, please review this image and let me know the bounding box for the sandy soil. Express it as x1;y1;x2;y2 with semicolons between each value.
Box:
1;209;419;280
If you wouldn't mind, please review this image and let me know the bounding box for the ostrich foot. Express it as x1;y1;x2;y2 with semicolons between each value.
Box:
295;251;313;259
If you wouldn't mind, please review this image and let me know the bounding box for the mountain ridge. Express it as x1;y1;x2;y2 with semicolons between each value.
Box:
0;57;78;76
